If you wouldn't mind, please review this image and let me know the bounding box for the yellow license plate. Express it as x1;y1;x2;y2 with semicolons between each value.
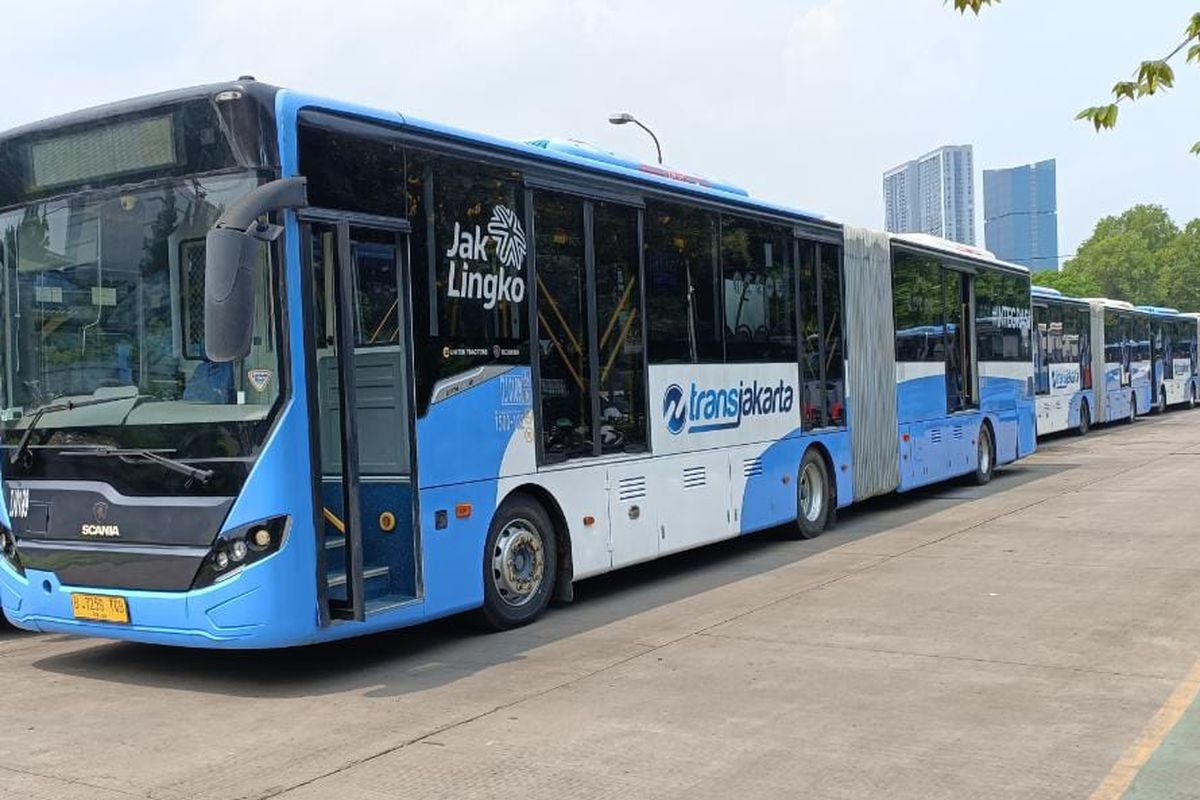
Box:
70;593;130;624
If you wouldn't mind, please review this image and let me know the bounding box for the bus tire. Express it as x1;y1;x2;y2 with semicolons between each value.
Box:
1129;394;1138;424
794;449;831;539
1157;386;1167;415
1076;401;1091;437
480;494;558;631
1190;385;1197;410
972;424;995;486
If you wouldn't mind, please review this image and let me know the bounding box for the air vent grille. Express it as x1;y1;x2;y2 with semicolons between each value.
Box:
743;457;764;478
682;465;706;489
617;476;647;502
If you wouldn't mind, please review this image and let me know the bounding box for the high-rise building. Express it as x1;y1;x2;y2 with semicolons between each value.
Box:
982;159;1059;273
883;145;976;245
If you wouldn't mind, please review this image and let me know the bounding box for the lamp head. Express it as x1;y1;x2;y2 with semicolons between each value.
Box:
608;112;635;125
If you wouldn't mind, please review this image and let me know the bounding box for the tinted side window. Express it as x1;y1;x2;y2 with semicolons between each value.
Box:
893;252;944;362
533;191;590;462
821;244;846;427
1078;308;1093;389
798;240;822;428
593;202;647;454
1033;303;1049;395
407;150;530;414
644;202;722;363
976;271;1031;363
721;216;796;363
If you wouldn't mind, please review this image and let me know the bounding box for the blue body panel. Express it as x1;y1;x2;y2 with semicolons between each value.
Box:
738;428;853;534
895;366;1033;493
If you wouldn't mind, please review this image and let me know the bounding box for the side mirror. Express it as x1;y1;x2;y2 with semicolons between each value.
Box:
205;225;267;362
204;177;308;362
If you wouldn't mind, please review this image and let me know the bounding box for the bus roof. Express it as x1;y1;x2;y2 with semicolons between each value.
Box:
1032;286;1092;307
1135;305;1182;316
526;138;750;197
1085;298;1138;311
890;232;1029;275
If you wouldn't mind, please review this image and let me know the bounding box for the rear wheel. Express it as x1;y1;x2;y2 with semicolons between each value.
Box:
1157;387;1167;415
1076;401;1091;437
1129;394;1138;424
972;425;995;486
480;495;557;631
1190;385;1197;410
794;449;831;540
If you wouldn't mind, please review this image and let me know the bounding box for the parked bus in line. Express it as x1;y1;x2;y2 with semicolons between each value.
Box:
1032;287;1095;437
1080;299;1154;425
1135;306;1198;412
0;80;1035;647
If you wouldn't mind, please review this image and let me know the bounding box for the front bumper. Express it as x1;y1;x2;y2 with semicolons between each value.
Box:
0;556;315;649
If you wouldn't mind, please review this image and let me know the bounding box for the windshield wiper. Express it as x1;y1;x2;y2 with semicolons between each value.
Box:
7;395;142;466
61;446;215;485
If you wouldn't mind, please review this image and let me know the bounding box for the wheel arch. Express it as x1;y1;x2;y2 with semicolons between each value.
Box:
801;441;839;512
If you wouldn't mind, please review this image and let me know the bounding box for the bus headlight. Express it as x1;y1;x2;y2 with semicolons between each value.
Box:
192;516;289;589
0;523;23;576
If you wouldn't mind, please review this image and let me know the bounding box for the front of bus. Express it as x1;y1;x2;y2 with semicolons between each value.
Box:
0;82;321;647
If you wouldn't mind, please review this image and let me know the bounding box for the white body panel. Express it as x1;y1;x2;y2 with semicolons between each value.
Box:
1035;394;1073;436
649;363;800;455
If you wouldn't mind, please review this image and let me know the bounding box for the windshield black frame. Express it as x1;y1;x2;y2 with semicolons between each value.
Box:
0;169;291;496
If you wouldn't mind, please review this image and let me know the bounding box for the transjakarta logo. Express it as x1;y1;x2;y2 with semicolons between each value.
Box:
1052;364;1080;390
445;205;528;309
662;380;794;435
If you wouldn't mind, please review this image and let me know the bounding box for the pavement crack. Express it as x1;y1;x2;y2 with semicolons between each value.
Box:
0;763;150;798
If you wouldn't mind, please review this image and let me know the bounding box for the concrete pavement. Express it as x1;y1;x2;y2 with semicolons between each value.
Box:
3;410;1200;799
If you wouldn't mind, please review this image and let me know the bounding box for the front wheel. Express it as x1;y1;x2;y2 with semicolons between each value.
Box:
793;449;831;539
1076;401;1091;437
972;425;995;486
1128;394;1138;424
480;495;558;631
1157;387;1167;415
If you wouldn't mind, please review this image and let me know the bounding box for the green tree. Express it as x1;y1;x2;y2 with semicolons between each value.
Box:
1157;220;1200;310
950;2;1200;155
1032;205;1196;309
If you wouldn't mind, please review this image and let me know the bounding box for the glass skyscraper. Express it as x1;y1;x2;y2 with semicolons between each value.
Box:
982;159;1059;272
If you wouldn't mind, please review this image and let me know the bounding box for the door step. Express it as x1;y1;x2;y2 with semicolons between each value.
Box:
326;565;389;588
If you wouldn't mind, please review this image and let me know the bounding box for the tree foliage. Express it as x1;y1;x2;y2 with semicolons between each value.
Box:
1031;205;1200;311
949;2;1200;155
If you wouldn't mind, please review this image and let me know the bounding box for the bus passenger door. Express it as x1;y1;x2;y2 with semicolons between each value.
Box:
303;216;418;623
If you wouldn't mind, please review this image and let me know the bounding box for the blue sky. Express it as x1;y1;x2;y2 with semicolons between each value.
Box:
3;0;1197;260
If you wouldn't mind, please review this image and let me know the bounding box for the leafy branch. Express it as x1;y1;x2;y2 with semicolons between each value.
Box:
949;2;1200;155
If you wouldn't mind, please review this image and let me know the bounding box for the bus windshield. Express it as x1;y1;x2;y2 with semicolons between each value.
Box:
0;171;283;491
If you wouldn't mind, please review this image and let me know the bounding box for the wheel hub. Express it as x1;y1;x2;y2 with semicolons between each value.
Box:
492;520;545;607
799;462;824;522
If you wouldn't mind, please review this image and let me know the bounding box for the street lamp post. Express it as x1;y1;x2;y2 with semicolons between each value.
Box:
608;112;663;165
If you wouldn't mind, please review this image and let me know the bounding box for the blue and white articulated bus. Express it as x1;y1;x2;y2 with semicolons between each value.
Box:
1135;306;1198;412
1032;287;1096;436
0;81;1035;647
